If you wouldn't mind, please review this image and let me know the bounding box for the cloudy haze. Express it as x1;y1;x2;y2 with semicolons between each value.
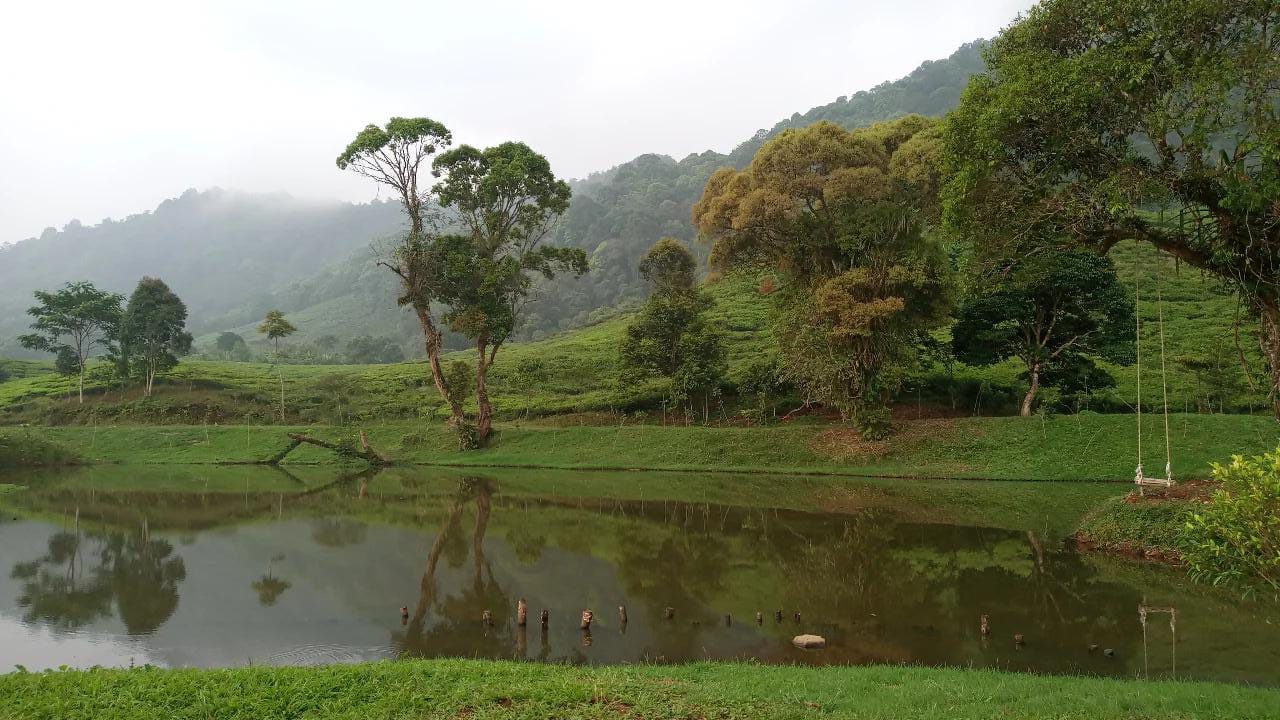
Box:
0;0;1034;244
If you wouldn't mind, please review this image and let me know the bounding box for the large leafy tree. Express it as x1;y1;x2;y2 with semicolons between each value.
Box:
18;282;123;404
620;239;726;423
693;116;950;436
952;250;1134;415
119;277;193;397
944;0;1280;414
430;141;588;442
336;117;465;426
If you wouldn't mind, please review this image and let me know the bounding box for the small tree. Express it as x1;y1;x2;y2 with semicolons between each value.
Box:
257;310;296;421
620;240;726;423
19;281;123;404
257;310;297;355
952;250;1133;416
215;332;250;361
119;277;193;397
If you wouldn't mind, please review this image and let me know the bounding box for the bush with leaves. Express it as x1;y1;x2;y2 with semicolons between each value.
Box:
1182;450;1280;596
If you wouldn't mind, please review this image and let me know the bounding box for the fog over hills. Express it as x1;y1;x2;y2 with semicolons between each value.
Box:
0;42;985;358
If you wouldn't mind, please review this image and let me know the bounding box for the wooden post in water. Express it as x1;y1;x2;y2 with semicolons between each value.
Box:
774;610;783;624
618;606;628;626
755;612;763;625
724;614;732;627
580;610;594;630
517;599;528;627
516;625;527;657
980;615;990;636
793;612;801;624
540;609;549;628
482;610;494;626
664;607;675;620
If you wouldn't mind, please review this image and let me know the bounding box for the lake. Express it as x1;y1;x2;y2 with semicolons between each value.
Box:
1;466;1276;686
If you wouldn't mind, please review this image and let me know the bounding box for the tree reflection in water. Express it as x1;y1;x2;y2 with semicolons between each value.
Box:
393;477;515;659
11;515;186;635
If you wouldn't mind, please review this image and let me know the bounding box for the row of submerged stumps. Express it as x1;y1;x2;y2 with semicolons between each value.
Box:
981;614;1118;657
392;604;1127;657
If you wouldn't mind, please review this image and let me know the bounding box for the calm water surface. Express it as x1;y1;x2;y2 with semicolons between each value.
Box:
1;466;1277;686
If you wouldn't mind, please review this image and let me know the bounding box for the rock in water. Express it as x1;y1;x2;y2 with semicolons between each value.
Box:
792;634;826;649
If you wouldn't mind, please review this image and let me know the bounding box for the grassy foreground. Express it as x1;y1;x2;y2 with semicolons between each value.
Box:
6;413;1278;482
2;659;1278;720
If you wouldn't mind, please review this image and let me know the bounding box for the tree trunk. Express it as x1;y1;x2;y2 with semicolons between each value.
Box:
475;337;494;443
415;306;465;425
1021;362;1041;417
77;364;85;405
1257;298;1280;420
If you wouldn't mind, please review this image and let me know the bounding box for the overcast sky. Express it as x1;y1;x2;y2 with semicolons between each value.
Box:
0;0;1035;244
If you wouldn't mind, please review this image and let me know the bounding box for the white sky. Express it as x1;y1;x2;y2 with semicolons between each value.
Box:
0;0;1035;244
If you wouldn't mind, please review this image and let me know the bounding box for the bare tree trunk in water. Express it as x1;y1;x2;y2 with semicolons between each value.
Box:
1021;362;1041;417
1257;299;1280;420
415;306;465;425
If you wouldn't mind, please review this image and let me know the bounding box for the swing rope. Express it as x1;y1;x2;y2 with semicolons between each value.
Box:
1157;262;1172;483
1135;250;1174;487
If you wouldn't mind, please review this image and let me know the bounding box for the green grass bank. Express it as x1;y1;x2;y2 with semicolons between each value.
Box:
2;659;1277;720
7;413;1278;482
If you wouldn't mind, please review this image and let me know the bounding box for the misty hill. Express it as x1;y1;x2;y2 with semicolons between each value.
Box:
1;42;985;357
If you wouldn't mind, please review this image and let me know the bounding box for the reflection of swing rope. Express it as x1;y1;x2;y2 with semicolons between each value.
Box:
1139;604;1177;679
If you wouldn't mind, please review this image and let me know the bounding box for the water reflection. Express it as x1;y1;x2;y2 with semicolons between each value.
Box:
0;467;1277;686
11;522;185;636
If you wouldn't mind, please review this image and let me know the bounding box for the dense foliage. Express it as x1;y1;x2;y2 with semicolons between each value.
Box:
620;240;726;422
118;277;193;396
953;250;1134;415
18;282;124;404
695;116;950;436
945;0;1280;414
1183;449;1280;595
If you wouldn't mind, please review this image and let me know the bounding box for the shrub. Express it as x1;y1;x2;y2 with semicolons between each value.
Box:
1181;450;1280;595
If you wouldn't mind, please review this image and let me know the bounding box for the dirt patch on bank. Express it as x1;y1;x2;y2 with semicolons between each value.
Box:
1123;479;1217;504
810;418;963;463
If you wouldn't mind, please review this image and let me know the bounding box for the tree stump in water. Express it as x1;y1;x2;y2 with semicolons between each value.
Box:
517;599;528;627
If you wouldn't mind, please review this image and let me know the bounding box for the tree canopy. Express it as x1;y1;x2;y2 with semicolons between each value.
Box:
257;310;296;353
119;277;193;396
952;249;1134;415
694;116;951;434
944;0;1280;412
18;282;123;404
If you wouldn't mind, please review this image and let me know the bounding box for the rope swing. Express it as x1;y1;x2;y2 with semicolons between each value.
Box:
1135;251;1175;490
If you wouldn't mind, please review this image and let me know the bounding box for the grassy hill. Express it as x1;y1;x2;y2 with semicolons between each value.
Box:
0;241;1269;427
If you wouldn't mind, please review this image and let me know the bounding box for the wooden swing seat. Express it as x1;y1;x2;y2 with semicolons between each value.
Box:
1135;465;1174;488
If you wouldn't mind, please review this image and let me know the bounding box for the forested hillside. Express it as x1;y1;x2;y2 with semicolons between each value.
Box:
0;190;405;356
2;42;986;356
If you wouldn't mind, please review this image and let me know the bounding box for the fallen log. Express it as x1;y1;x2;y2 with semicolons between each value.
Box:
279;432;392;465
